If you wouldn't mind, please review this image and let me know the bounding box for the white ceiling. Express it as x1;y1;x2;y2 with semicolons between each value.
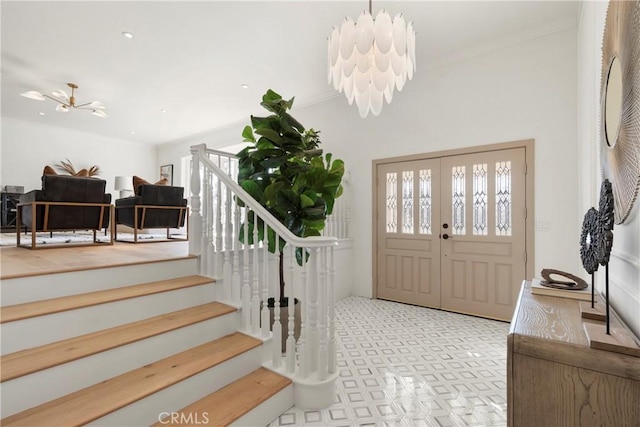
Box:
1;1;579;145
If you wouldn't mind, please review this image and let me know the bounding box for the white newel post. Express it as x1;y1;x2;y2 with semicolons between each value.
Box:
307;248;319;373
204;169;215;277
328;246;337;374
318;247;328;381
298;249;309;378
189;146;202;266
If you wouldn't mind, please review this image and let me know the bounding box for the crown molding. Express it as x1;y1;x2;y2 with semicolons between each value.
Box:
427;17;577;71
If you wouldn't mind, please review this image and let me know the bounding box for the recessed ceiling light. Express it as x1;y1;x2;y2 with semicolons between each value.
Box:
130;131;136;135
161;109;167;113
122;31;134;39
241;84;250;89
38;112;45;116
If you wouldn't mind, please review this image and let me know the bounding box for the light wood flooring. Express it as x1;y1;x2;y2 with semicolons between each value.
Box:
0;241;192;280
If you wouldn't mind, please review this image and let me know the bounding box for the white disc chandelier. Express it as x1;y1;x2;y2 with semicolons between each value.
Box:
20;83;107;118
328;0;416;118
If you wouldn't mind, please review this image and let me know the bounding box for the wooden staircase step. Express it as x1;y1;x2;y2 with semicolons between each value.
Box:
0;275;214;323
1;332;262;427
153;367;292;427
1;302;235;382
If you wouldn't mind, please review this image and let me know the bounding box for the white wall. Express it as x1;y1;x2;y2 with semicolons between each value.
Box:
1;117;156;201
159;25;580;301
577;2;640;337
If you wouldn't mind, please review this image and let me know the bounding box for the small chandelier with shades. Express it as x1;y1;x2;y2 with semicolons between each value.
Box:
20;83;107;118
328;0;416;118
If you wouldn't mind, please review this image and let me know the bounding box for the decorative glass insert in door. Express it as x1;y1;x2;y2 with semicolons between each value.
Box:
402;171;414;234
452;166;466;235
496;161;512;236
472;163;488;235
386;172;398;233
419;169;432;234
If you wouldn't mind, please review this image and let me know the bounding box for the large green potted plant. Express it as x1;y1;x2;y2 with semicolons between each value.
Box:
237;89;344;349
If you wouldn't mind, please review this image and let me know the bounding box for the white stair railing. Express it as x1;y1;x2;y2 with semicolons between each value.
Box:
189;143;339;409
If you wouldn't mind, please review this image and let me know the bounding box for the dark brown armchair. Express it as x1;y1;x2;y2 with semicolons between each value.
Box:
17;174;113;249
114;184;188;243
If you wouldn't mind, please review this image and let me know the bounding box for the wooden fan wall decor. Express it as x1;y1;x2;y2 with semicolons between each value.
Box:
600;0;640;224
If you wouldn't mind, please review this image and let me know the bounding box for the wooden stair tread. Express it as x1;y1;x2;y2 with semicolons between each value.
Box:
1;275;215;323
154;367;292;426
1;332;262;427
1;302;235;382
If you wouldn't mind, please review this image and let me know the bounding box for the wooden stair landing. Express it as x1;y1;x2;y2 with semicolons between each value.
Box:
1;332;261;427
0;240;191;280
1;302;235;382
1;275;214;323
154;367;292;426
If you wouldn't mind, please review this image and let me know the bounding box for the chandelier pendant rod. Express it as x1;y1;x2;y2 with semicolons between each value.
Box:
41;94;68;106
369;0;372;15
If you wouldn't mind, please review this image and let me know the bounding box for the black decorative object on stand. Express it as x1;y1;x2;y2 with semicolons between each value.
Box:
580;207;600;308
598;179;615;334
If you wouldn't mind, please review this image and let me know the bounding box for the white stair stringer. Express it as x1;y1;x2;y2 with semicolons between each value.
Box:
1;310;239;418
87;345;263;427
1;257;198;306
231;383;294;427
1;282;218;355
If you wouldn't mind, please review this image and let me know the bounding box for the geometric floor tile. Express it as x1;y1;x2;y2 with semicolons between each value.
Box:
268;296;509;426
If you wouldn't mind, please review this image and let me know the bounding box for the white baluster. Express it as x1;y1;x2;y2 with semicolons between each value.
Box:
251;212;260;335
232;201;241;305
189;147;202;266
272;236;282;368
286;245;296;374
328;246;337;374
318;247;328;381
241;206;251;331
261;222;270;338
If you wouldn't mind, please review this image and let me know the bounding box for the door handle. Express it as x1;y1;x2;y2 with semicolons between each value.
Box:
442;233;450;240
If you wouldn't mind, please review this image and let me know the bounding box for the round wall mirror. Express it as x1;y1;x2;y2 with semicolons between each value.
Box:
604;56;623;147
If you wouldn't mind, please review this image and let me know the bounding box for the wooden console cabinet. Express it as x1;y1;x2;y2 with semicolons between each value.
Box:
507;281;640;426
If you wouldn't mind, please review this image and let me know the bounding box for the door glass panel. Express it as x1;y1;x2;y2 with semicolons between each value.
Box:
473;163;488;235
419;169;432;235
402;171;414;234
496;161;512;236
386;172;397;233
452;166;466;235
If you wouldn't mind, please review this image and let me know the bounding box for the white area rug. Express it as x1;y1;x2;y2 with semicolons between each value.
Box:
0;231;185;247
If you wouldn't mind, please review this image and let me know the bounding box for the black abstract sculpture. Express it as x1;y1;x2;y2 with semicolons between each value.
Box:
580;207;600;308
579;180;615;333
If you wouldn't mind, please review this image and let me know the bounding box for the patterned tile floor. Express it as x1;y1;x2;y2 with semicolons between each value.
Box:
268;296;509;427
